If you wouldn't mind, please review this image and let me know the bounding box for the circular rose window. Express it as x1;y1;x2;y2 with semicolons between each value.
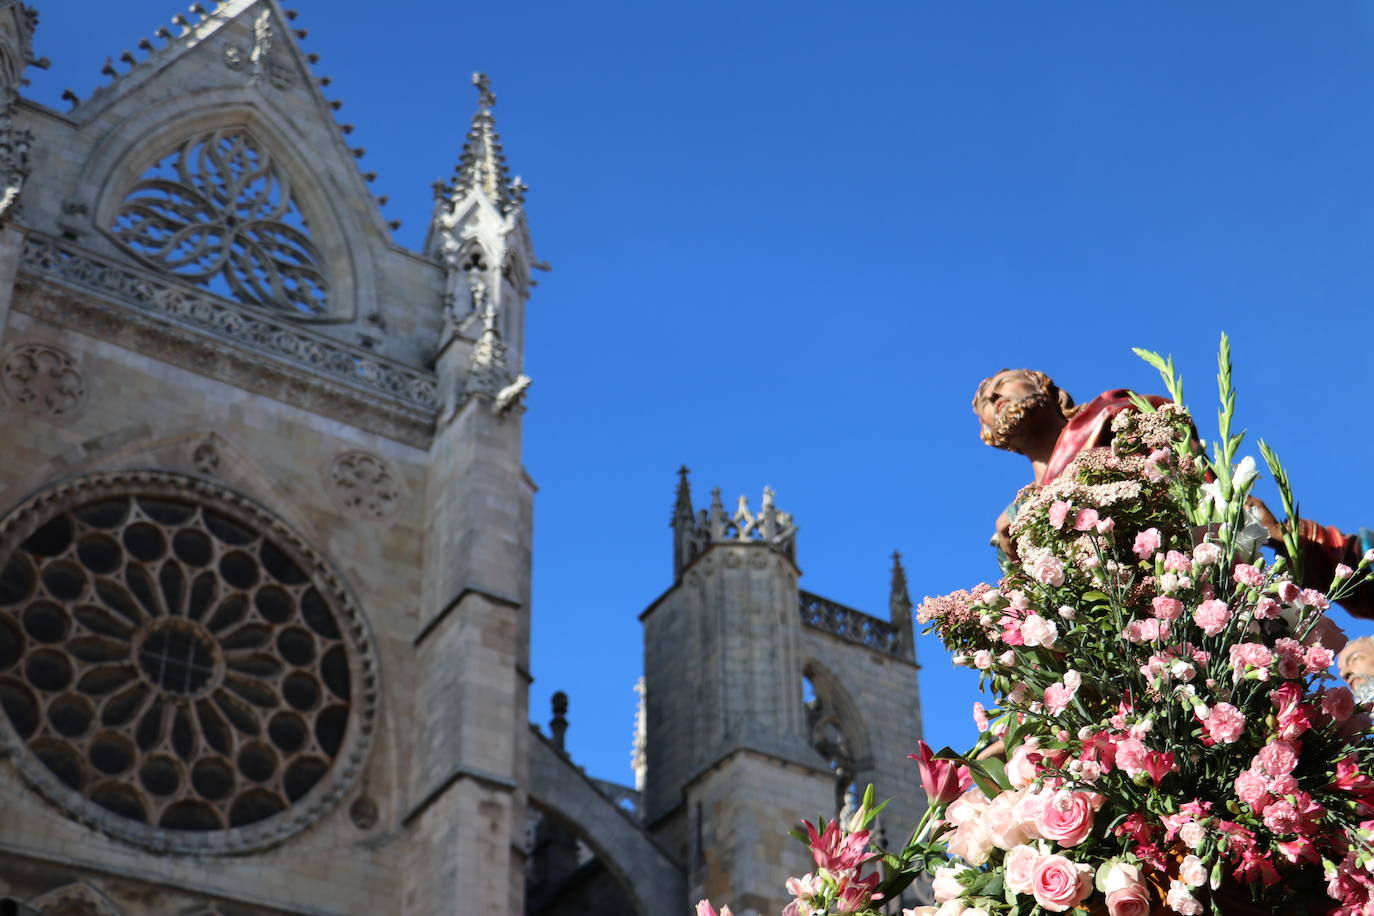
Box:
0;472;376;853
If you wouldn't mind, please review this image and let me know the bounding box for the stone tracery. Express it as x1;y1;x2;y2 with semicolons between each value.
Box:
108;127;328;317
0;472;375;853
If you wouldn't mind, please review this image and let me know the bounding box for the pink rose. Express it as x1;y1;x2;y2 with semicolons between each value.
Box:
1003;843;1041;894
1193;542;1221;565
1048;500;1070;529
932;865;968;903
1035;789;1102;847
1193;599;1231;636
1132;528;1161;560
982;789;1030;850
1008;739;1046;788
1204;702;1246;743
1257;740;1299;776
1105;885;1151;916
1031;854;1092;912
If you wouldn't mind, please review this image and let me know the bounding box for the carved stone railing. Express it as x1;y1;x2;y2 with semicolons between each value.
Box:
799;590;903;656
18;233;440;414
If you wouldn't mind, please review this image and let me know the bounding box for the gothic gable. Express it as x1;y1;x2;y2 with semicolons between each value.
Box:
52;0;392;325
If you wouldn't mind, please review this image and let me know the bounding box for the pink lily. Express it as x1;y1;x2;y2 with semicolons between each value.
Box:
910;740;969;805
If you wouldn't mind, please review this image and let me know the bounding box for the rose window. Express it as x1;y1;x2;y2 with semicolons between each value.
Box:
0;472;376;853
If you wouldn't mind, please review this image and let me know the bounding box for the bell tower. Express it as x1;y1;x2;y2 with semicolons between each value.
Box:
642;470;926;914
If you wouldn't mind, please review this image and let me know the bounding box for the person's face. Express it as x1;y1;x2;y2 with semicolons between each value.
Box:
976;371;1040;433
1341;640;1374;679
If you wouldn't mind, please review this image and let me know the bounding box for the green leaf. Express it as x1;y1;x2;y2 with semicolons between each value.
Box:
977;755;1010;792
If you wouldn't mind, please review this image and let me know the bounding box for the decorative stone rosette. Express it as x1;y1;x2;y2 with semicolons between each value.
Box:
0;471;377;854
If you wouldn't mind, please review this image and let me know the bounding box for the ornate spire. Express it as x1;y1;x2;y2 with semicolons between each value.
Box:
889;550;913;625
672;465;693;524
445;73;525;214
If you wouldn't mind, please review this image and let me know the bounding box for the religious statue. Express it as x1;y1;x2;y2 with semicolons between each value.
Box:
1338;636;1374;705
973;367;1374;618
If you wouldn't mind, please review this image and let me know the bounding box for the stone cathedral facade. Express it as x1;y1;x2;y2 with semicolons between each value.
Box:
0;3;925;915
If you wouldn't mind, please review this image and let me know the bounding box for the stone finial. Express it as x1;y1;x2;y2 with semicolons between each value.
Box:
673;465;693;523
550;691;568;751
889;550;912;625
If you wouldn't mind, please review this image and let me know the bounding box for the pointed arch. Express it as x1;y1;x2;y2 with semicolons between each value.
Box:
802;658;875;816
71;87;383;324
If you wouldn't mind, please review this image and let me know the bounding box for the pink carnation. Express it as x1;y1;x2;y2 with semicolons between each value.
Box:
1253;596;1280;619
1020;613;1058;648
1257;740;1299;776
1323;686;1355;722
1204;702;1246;743
1115;737;1148;777
1234;768;1272;811
1123;618;1164;644
1044;683;1074;716
1151;596;1183;621
1048;500;1070;529
1073;508;1099;531
1132;528;1161;560
1233;563;1265;589
1229;642;1274;677
1193;542;1221;565
1163;550;1192;573
1030;554;1065;587
1304;644;1335;674
1193;599;1231;636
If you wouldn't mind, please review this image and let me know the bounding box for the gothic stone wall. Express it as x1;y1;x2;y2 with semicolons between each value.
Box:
0;300;424;914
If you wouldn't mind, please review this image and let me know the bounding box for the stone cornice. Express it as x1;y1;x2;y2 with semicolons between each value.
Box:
14;233;441;446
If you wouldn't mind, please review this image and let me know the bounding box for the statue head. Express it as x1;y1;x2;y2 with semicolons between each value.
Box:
972;369;1076;453
1339;636;1374;682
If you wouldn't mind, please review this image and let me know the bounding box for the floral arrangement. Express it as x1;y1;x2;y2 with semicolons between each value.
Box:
699;339;1374;916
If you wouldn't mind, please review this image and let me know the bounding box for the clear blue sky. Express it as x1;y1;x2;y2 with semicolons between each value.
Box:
38;2;1374;789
